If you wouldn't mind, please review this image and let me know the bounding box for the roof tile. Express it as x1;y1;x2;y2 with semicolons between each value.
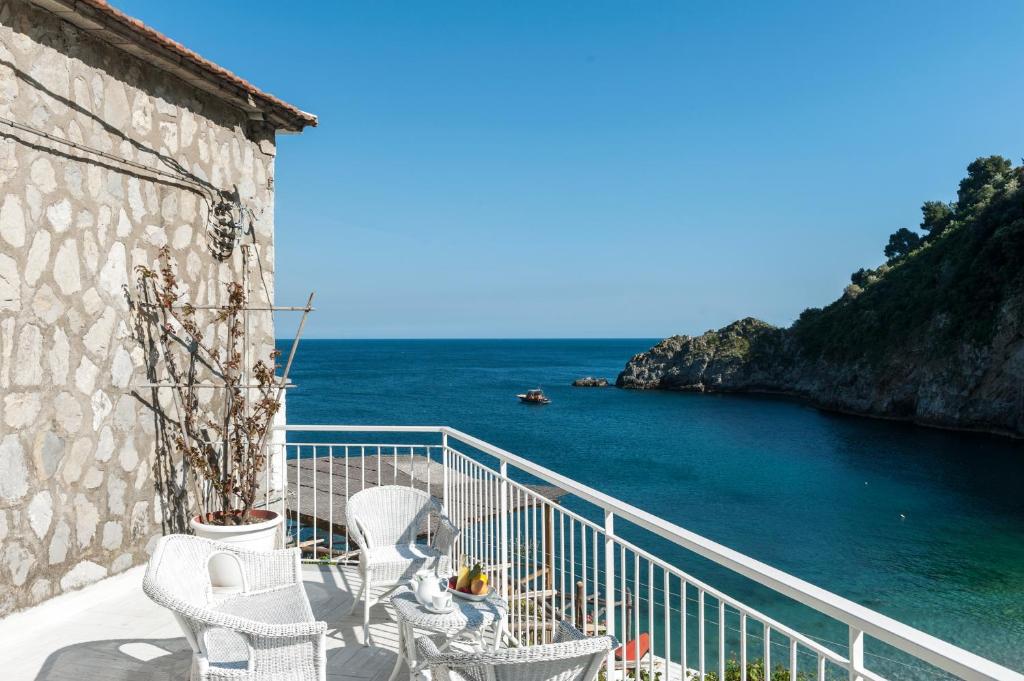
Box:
32;0;317;131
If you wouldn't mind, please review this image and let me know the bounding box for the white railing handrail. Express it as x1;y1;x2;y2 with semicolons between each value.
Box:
276;424;1024;681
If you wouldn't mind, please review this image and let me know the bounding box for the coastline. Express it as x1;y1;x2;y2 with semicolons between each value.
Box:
618;383;1024;441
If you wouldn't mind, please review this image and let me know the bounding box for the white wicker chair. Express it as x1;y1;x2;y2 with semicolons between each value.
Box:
346;485;459;643
416;621;616;681
143;534;327;681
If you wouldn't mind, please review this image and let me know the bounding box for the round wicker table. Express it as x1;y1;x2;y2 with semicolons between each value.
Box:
388;586;508;681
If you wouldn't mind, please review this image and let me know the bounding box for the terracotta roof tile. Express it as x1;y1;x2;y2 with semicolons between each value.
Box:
29;0;317;131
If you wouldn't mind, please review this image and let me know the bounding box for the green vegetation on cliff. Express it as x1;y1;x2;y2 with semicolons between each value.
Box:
697;317;773;361
618;155;1024;435
791;155;1024;365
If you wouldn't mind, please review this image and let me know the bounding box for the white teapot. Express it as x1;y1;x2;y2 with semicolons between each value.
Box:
409;569;446;606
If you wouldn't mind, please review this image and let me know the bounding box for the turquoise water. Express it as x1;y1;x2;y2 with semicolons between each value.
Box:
281;339;1024;674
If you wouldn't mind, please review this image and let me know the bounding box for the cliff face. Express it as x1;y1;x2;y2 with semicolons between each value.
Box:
619;305;1024;435
617;318;787;391
618;158;1024;437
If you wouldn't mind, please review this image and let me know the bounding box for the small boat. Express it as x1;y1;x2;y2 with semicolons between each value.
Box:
517;389;551;405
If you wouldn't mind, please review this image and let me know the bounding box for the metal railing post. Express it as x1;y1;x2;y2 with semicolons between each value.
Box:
604;510;617;679
849;626;865;681
544;504;555;593
499;460;509;602
441;431;449;512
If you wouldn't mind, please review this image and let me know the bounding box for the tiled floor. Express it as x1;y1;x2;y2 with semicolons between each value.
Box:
2;564;404;681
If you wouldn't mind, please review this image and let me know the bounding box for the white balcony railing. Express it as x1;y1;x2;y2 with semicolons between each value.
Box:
268;425;1024;681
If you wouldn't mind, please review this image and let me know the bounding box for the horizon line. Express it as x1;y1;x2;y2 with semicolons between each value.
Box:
273;337;663;341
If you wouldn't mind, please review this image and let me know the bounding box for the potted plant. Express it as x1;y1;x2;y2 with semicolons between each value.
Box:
134;246;298;554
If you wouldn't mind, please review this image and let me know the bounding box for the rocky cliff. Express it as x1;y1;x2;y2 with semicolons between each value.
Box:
618;157;1024;437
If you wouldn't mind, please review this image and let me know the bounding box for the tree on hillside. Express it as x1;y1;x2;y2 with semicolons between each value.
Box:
920;201;954;237
957;155;1013;213
850;264;891;288
850;268;872;287
884;227;922;261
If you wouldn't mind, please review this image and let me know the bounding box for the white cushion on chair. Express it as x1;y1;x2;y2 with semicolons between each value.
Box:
364;543;450;583
213;584;315;625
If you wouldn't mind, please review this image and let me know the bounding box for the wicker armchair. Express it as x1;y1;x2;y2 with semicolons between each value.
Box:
143;534;327;681
346;485;459;642
416;621;616;681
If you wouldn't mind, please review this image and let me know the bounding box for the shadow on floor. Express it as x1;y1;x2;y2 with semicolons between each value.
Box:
33;637;192;681
306;566;407;678
32;635;400;681
32;569;402;681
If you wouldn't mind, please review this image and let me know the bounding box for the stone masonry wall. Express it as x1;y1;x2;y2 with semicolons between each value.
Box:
0;0;277;614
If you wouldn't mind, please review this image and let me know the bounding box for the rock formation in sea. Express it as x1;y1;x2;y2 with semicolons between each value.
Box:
572;377;609;387
617;156;1024;437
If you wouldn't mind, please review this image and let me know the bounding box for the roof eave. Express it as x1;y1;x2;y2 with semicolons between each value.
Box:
26;0;318;133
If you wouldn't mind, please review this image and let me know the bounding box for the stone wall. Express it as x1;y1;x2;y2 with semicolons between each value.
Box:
0;0;278;614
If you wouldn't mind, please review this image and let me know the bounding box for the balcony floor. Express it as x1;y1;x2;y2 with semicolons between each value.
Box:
2;564;403;681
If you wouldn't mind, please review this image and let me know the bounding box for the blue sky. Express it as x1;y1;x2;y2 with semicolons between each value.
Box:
118;1;1024;338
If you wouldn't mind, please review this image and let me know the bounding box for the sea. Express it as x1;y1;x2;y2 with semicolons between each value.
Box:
280;339;1024;675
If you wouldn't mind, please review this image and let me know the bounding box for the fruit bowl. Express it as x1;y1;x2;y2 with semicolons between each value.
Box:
450;588;489;602
447;572;491;601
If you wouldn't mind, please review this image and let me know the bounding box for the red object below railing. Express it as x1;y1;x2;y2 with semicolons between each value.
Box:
614;632;650;662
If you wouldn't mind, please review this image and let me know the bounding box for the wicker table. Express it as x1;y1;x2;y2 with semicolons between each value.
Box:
388;586;508;681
